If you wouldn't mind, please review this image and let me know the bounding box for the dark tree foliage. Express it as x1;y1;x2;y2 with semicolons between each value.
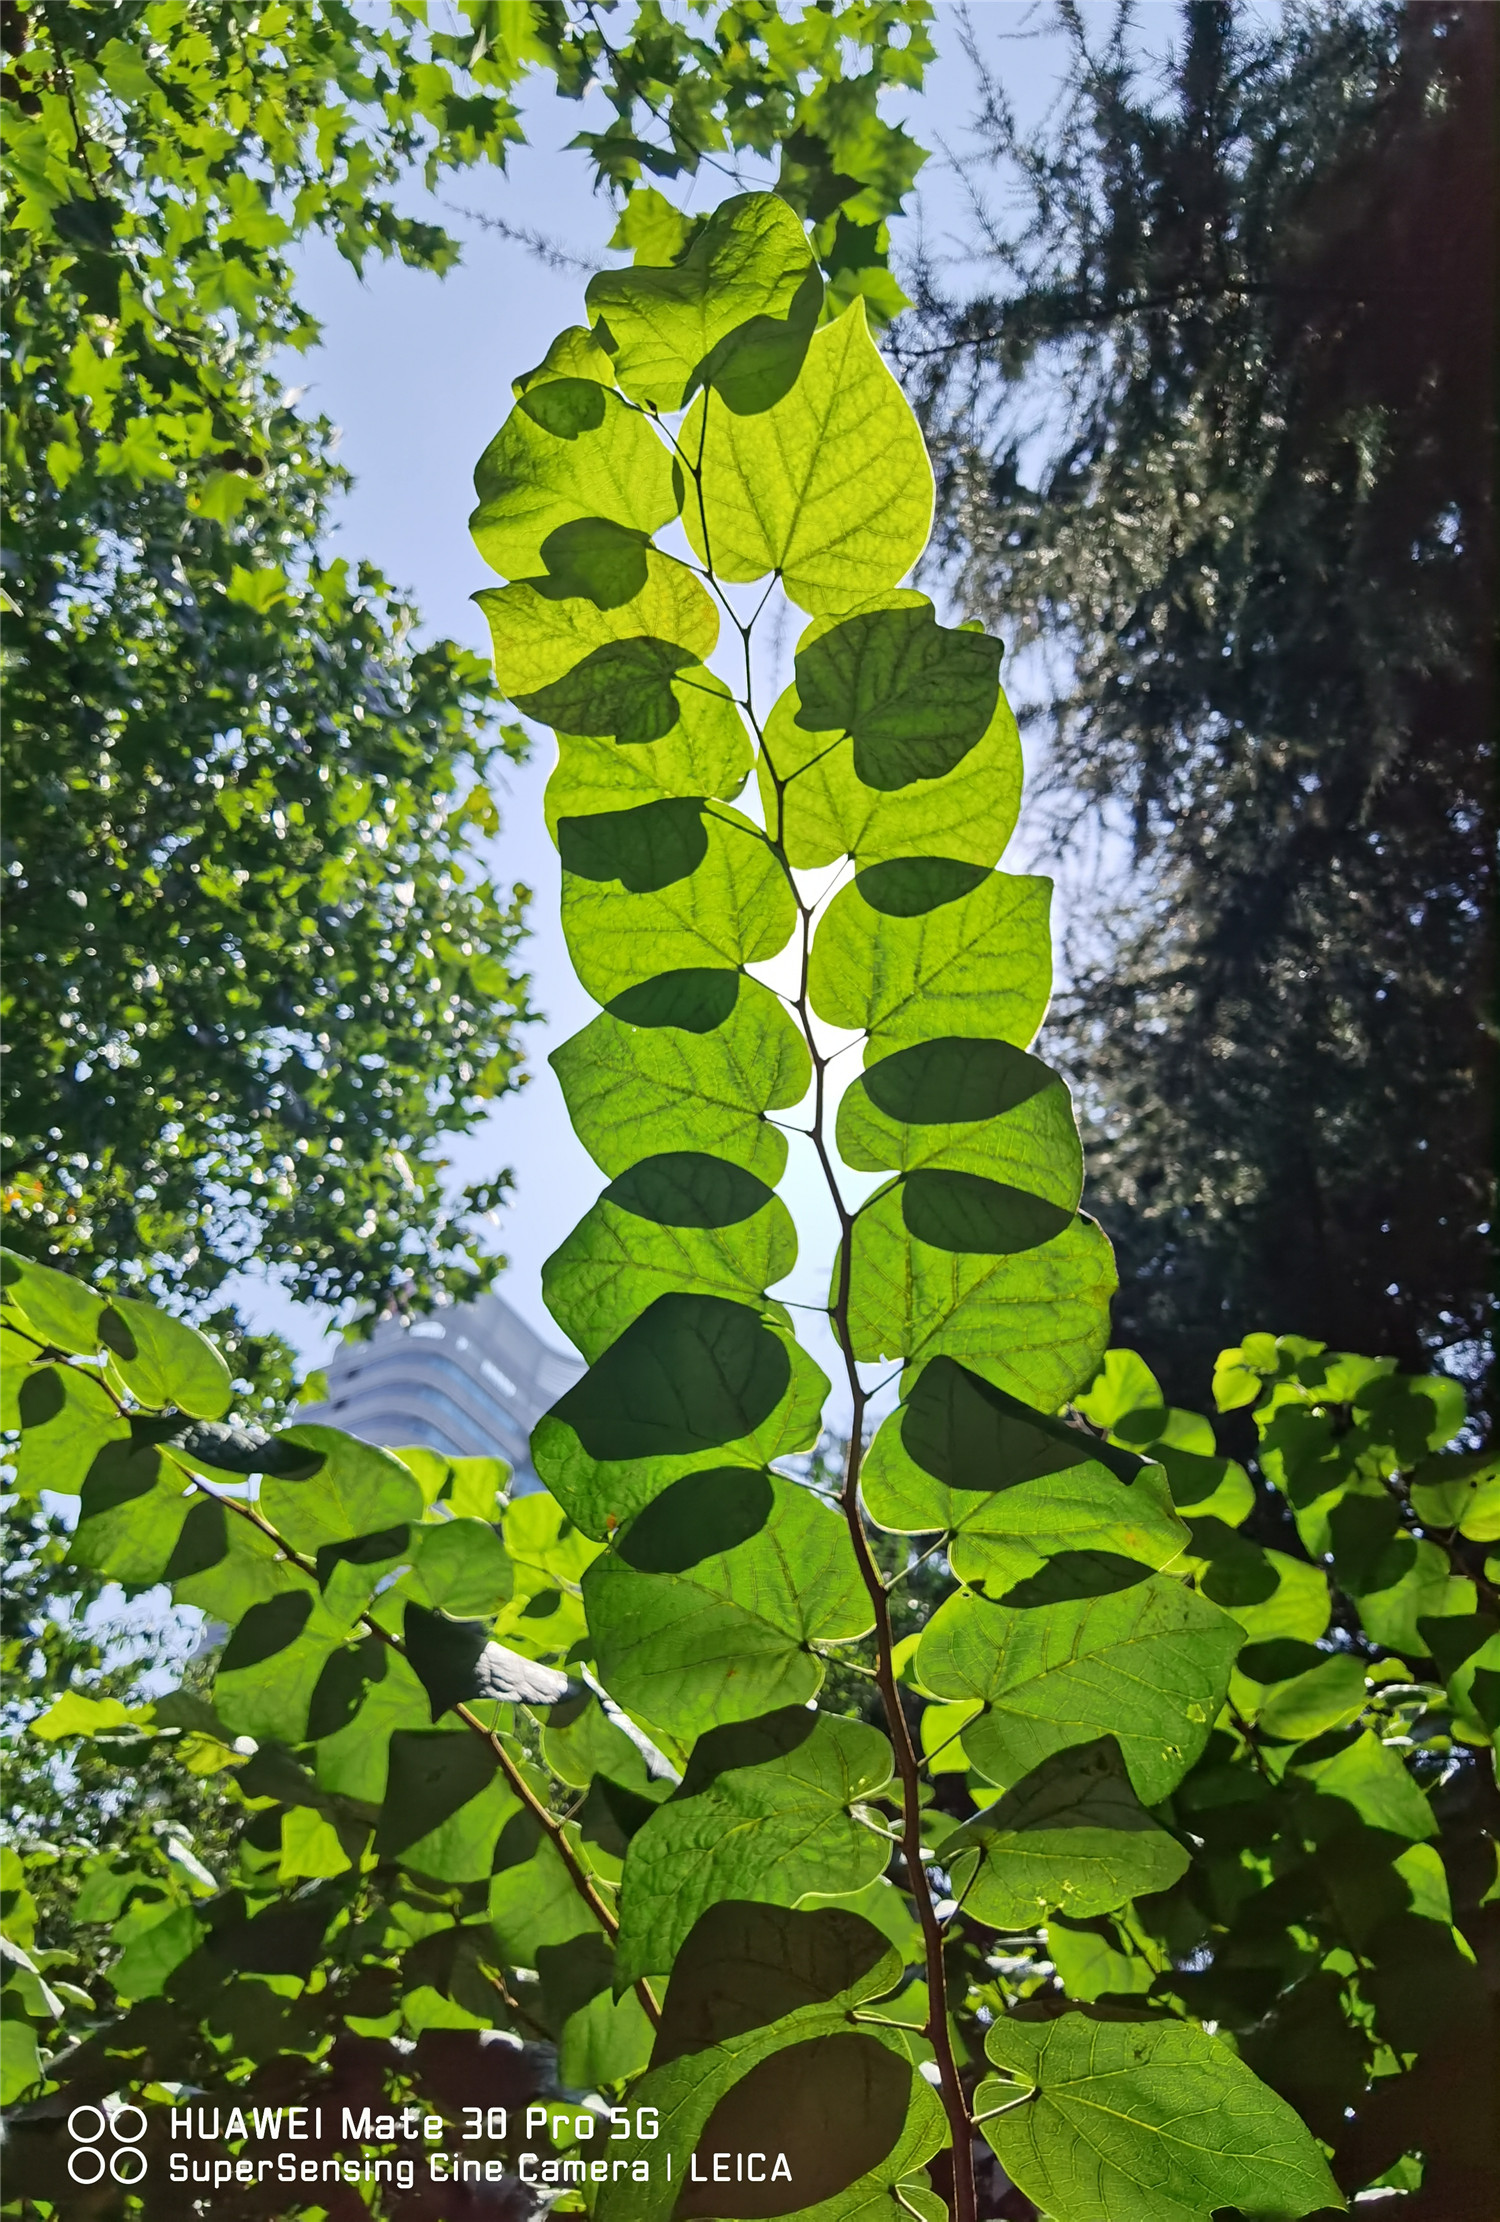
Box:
898;0;1495;1406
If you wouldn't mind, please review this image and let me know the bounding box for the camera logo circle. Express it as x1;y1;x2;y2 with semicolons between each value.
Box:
67;2103;148;2184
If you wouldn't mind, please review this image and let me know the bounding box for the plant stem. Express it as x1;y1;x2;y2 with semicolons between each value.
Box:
835;1390;977;2222
768;825;976;2217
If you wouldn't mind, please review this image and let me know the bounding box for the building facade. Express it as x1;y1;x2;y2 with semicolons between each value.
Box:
299;1292;583;1490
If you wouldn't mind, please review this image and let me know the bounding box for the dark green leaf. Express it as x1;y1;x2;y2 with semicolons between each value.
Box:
838;1036;1079;1197
312;1643;446;1804
675;2033;912;2218
947;1738;1190;1926
532;1295;828;1538
594;1903;934;2222
523;636;703;744
402;1602;493;1720
651;1901;901;2065
377;1730;521;1881
214;1584;351;1743
794;597;1001;789
899;1170;1075;1254
616;1707;892;1980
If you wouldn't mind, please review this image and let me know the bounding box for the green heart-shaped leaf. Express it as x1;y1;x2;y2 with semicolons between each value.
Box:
979;2011;1342;2222
584;1471;870;1734
917;1575;1240;1802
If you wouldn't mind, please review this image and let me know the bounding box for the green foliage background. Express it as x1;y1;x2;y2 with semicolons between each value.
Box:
2;8;1496;2219
2;195;1495;2222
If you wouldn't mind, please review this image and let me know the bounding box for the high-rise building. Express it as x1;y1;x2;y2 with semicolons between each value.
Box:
298;1291;583;1490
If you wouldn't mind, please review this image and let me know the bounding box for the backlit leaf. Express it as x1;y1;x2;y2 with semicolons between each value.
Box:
543;1152;796;1361
948;1467;1188;1596
99;1296;233;1418
551;973;811;1186
471;380;680;581
761;659;1021;870
860;1358;1186;1587
979;2011;1342;2222
261;1426;425;1554
587;191;820;413
12;1364;128;1497
837;1035;1081;1200
917;1576;1241;1801
1;1247;104;1355
560;801;796;1003
406;1518;514;1618
947;1738;1190;1926
1292;1728;1436;1840
683;302;933;613
616;1707;892;1980
1073;1350;1167;1437
1253;1655;1367;1741
1347;1533;1477;1655
1410;1450;1500;1541
584;1471;870;1734
544;673;753;831
845;1184;1115;1411
477;548;716;698
809;860;1053;1057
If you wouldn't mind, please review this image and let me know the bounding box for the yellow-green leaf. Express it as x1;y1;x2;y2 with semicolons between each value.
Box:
682;301;933;614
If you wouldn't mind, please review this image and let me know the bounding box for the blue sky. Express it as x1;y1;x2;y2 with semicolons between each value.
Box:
234;3;1114;1377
